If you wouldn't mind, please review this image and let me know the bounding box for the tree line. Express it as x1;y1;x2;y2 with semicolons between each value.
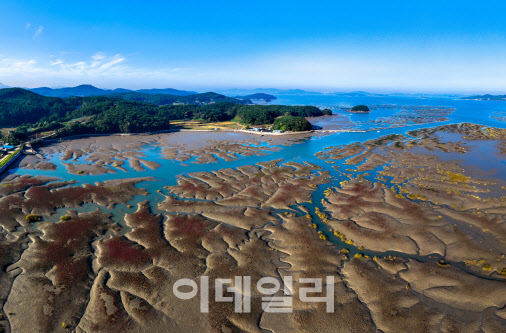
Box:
0;88;332;143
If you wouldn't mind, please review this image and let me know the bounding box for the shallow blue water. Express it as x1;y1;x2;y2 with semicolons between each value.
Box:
10;95;506;195
276;94;506;129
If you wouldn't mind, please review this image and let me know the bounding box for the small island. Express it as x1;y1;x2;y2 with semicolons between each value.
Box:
236;93;277;102
349;105;370;113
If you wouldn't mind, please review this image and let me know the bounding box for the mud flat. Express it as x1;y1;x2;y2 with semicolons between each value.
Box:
0;122;505;332
0;160;342;332
306;114;356;130
0;175;154;332
307;123;506;332
16;155;57;170
20;131;309;174
160;142;281;164
316;123;506;275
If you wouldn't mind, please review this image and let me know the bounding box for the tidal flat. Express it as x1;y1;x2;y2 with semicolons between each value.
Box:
1;123;506;332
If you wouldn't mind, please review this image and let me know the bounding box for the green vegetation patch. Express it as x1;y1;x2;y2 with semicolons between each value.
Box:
351;105;370;112
272;116;313;132
25;214;42;222
0;147;22;168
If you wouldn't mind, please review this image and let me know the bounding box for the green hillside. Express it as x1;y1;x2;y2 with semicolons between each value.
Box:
0;88;74;126
109;91;249;105
1;88;330;143
272;116;313;131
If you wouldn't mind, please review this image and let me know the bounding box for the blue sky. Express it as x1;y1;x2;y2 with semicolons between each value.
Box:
1;0;506;93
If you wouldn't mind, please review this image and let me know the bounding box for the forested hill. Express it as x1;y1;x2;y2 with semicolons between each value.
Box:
0;88;75;126
108;91;250;106
0;88;248;127
0;88;331;143
29;84;197;98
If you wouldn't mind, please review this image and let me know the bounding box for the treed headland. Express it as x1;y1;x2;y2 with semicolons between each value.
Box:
0;88;331;144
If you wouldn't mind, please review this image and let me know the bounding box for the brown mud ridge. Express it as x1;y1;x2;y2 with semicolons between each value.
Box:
317;124;506;261
313;123;506;331
0;122;505;332
19;131;303;174
0;176;152;332
160;142;281;165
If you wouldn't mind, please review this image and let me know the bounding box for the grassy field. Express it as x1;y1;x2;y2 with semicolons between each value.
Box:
0;147;22;168
0;127;15;136
170;120;245;130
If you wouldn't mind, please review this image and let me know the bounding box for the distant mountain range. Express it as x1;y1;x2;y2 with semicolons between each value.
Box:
0;83;471;99
218;88;323;96
28;84;197;98
388;92;465;98
462;94;506;101
330;91;387;97
218;89;465;98
136;88;198;95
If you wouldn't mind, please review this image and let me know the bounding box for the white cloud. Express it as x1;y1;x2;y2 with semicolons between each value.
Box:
97;55;125;70
0;53;184;88
33;25;44;39
0;58;39;74
25;22;31;31
5;50;505;93
50;59;64;66
91;52;106;61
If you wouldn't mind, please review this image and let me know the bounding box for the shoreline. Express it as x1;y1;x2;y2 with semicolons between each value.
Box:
41;128;368;144
40;120;453;144
30;119;467;153
34;113;456;145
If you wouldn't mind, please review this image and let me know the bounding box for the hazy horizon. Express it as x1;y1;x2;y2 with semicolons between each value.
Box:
0;82;480;95
1;1;506;94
